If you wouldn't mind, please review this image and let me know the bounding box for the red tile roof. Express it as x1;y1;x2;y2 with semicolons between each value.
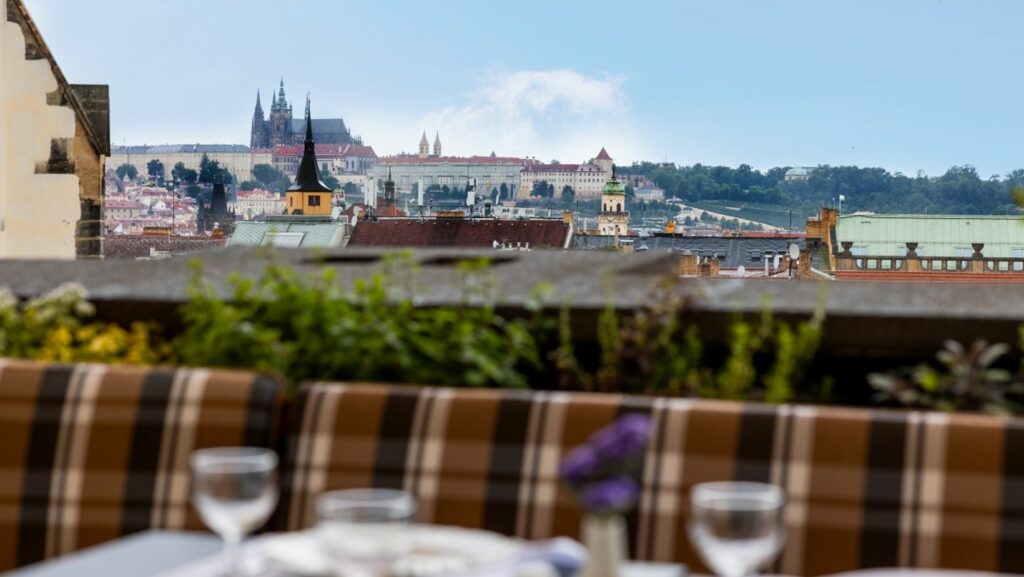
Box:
272;143;377;158
348;218;571;249
378;155;536;166
521;163;604;173
595;147;612;160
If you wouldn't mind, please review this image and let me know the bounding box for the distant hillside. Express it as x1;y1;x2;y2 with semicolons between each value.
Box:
689;200;817;230
620;163;1024;217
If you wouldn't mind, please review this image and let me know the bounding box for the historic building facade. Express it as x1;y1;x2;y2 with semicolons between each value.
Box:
250;79;359;148
518;148;614;199
1;0;109;258
368;133;534;202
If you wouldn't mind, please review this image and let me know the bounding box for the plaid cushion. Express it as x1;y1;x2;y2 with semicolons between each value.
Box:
0;358;282;570
280;383;1024;576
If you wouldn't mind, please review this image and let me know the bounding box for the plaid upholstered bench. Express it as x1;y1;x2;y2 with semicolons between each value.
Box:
278;383;1024;576
0;359;283;571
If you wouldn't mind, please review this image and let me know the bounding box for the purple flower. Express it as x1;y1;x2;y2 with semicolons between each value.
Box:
580;476;640;513
590;413;652;462
560;445;601;485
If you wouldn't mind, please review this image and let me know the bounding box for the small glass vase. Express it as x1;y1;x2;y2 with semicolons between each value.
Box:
579;513;627;577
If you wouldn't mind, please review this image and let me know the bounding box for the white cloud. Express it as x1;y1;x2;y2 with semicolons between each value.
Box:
416;69;644;164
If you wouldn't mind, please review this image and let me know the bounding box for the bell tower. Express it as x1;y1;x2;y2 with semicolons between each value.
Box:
250;91;269;148
597;166;629;237
433;131;442;157
285;95;334;216
418;131;429;158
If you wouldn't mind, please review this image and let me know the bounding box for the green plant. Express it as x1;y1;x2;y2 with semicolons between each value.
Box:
0;284;164;364
174;255;545;389
868;340;1022;414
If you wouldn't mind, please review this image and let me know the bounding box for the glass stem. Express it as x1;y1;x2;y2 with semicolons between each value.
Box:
224;535;243;576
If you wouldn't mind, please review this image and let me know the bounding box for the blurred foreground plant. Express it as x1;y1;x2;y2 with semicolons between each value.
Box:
868;339;1022;415
0;283;164;364
175;254;544;389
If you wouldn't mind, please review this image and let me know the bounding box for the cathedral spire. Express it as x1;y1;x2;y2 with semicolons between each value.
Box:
253;90;264;119
288;95;332;194
276;77;288;109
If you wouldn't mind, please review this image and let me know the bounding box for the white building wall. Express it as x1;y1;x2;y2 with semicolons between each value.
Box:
0;8;80;258
368;161;523;199
108;151;258;182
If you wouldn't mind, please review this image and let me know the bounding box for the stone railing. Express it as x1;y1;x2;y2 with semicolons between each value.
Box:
836;241;1024;274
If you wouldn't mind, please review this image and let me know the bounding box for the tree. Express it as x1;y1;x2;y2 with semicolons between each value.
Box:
499;182;509;200
146;159;164;180
172;162;197;184
116;163;138;180
321;173;340;191
217;168;234;185
239;180;260;191
185;184;202;199
561;185;575;204
531;180;554;198
252;164;285;187
198;154;224;184
343;182;359;195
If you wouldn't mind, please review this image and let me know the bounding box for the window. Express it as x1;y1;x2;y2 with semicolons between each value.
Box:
261;232;304;248
954;247;972;258
309;195;321;207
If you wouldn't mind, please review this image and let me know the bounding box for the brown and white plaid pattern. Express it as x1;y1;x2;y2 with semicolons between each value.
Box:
280;383;1024;576
0;358;282;571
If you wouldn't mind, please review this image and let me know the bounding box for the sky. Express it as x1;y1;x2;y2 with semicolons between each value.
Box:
22;0;1024;176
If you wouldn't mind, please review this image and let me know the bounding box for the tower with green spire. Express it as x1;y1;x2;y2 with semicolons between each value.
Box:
597;165;629;236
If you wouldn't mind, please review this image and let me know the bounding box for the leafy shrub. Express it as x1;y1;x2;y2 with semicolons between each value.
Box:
552;279;827;403
0;257;828;404
869;339;1023;415
0;284;164;364
174;255;544;389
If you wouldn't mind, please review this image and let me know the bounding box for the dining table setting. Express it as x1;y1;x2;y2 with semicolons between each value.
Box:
9;415;1022;577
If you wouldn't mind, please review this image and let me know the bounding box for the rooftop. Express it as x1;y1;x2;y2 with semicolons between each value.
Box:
521;163;603;173
348;218;572;249
573;233;809;269
112;144;251;154
229;219;351;249
838;213;1024;257
378;155;535;166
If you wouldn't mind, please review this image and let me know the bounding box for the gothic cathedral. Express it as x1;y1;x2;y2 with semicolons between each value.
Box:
250;79;359;148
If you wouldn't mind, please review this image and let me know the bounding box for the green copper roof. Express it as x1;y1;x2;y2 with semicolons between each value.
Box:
837;214;1024;257
228;220;350;249
602;178;625;195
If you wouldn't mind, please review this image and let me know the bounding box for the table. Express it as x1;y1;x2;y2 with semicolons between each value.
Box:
9;531;686;577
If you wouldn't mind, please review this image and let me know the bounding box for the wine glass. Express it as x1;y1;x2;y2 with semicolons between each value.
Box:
191;447;279;576
316;489;418;576
688;482;786;577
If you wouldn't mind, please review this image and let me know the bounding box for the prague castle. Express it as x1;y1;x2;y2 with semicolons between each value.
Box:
250;79;360;148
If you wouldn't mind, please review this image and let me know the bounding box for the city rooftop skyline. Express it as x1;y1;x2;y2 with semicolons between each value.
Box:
22;0;1024;177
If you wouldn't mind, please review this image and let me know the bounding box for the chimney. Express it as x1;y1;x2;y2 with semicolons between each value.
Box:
798;250;812;278
678;252;699;276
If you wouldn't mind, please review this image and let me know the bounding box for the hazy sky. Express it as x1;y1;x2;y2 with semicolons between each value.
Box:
22;0;1024;176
